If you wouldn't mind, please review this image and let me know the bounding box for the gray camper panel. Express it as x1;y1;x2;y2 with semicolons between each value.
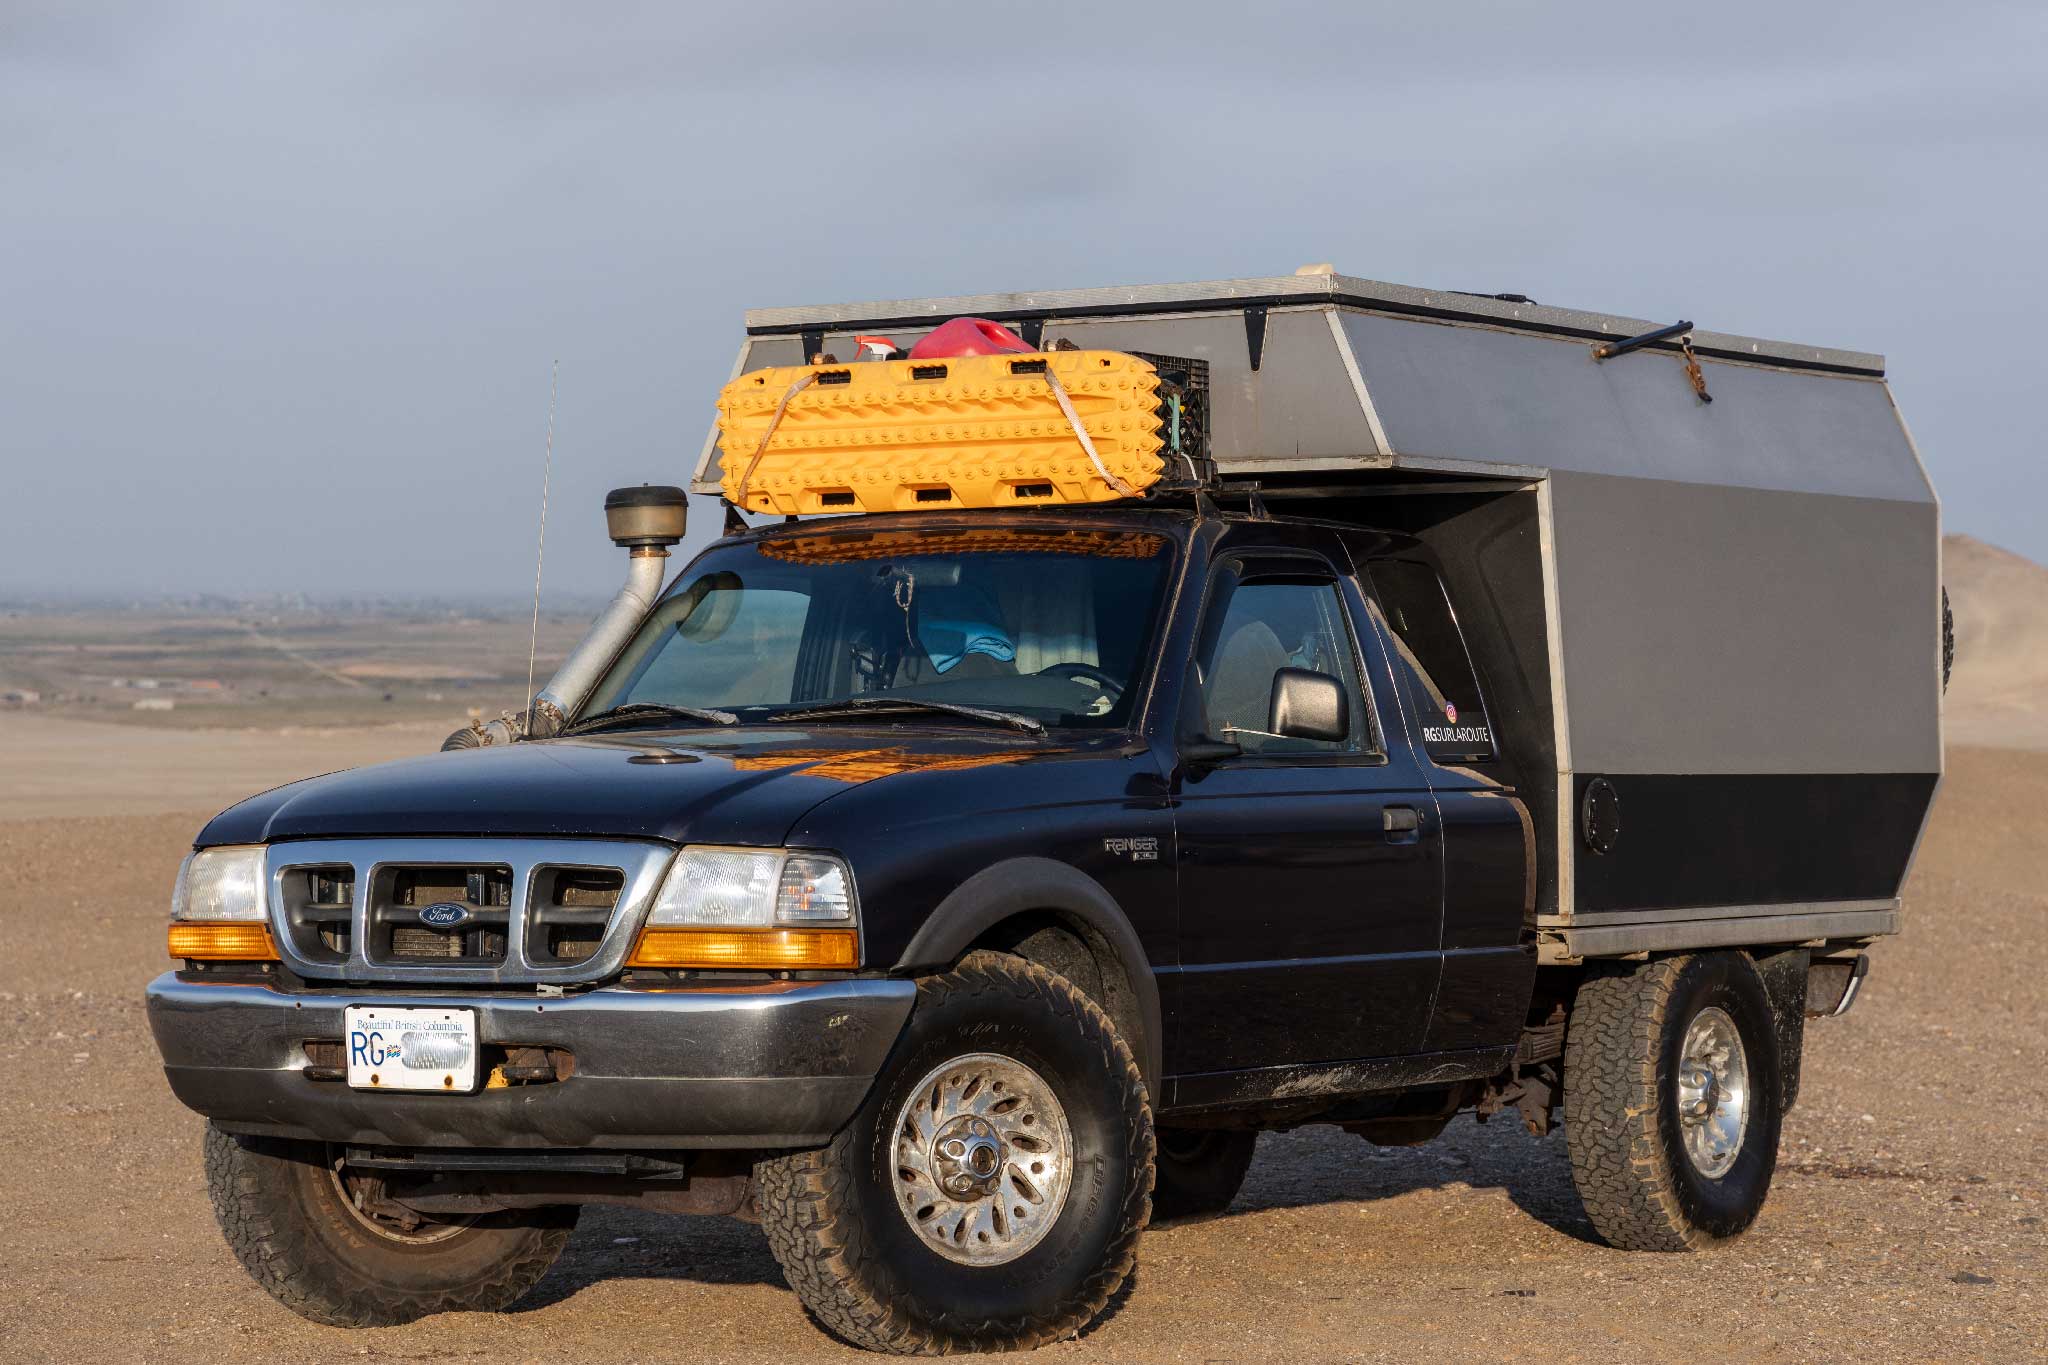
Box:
704;274;1942;955
1333;307;1940;941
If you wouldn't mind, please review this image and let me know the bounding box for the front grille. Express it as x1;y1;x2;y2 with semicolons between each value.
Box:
263;838;671;984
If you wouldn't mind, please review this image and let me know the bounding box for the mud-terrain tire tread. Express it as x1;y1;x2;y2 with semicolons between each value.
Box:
204;1124;575;1327
1564;957;1696;1251
1151;1128;1257;1222
1563;953;1780;1252
756;950;1153;1355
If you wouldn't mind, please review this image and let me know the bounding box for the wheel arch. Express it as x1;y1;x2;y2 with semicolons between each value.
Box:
894;857;1163;1101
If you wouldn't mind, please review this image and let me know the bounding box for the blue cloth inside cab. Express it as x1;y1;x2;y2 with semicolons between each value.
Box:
916;587;1017;674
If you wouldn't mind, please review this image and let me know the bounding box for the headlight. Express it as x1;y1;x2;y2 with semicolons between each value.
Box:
628;847;859;969
171;846;268;921
168;845;277;962
645;848;857;929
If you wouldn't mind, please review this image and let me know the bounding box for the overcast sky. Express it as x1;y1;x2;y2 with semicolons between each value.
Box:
4;2;2045;598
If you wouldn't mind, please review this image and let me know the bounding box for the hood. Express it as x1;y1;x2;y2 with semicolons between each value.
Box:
196;727;1067;848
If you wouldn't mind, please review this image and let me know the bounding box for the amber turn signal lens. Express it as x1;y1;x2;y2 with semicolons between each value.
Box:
168;922;279;961
627;927;859;970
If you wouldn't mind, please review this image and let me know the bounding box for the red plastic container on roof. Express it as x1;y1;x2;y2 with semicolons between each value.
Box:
907;317;1034;359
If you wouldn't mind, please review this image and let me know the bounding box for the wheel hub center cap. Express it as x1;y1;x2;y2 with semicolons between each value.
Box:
933;1116;1008;1198
1680;1062;1721;1119
1676;1006;1752;1179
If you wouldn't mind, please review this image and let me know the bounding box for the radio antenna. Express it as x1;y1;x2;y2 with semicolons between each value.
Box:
523;360;558;737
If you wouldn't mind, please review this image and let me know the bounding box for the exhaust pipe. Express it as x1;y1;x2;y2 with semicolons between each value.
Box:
444;485;688;751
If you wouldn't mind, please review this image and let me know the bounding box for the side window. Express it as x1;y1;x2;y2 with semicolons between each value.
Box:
1367;560;1495;762
1194;561;1374;757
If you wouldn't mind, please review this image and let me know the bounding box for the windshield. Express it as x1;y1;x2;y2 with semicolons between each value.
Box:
582;526;1176;730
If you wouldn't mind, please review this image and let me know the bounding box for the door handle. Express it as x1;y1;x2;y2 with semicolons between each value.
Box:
1383;805;1420;842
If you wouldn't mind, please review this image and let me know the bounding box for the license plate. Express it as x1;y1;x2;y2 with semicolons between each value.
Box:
344;1006;478;1093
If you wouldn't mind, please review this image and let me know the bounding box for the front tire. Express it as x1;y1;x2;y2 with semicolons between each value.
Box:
204;1125;577;1326
1562;951;1784;1251
756;951;1153;1354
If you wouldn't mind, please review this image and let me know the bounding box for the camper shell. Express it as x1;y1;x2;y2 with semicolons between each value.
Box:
694;271;1943;962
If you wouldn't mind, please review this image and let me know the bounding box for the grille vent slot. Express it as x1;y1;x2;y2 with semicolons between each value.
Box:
279;866;355;964
526;868;625;965
371;866;511;965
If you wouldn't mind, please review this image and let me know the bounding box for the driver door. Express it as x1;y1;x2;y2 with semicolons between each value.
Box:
1167;528;1444;1085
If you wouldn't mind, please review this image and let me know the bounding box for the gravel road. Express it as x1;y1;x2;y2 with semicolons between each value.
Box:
2;746;2041;1363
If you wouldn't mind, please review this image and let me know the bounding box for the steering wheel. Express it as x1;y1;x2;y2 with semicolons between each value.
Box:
1037;662;1124;699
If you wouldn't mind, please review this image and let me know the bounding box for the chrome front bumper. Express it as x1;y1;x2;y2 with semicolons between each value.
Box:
145;973;916;1150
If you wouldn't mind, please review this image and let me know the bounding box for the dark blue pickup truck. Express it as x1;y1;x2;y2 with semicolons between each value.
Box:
148;275;1938;1354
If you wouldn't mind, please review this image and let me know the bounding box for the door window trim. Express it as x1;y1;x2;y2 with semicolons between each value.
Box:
1186;548;1389;767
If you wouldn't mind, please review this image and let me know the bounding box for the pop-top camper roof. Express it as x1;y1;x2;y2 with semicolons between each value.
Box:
699;271;1940;943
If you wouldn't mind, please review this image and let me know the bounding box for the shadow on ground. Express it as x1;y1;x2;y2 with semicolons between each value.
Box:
520;1115;1597;1312
1204;1118;1599;1244
519;1206;788;1310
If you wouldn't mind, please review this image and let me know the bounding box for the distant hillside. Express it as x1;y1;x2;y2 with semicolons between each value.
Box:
1944;534;2048;750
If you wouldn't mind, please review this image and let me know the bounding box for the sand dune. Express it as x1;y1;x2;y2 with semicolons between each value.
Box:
1943;533;2048;749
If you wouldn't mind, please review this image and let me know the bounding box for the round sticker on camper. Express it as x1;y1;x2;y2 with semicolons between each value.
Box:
1445;702;1458;723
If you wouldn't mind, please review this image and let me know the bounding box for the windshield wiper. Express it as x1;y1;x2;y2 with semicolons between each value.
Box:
563;702;739;735
773;697;1046;735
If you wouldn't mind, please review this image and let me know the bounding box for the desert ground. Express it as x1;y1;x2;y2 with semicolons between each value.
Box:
0;600;591;734
1;541;2043;1363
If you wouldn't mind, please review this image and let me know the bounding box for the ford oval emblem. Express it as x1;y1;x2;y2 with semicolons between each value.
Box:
418;901;471;928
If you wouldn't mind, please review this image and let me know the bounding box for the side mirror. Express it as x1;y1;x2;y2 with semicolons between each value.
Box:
1270;667;1348;743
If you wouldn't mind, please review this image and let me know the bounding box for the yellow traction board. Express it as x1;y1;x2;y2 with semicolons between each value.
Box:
716;351;1166;514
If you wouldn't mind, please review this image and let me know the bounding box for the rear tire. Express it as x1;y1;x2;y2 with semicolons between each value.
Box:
204;1124;577;1326
1562;951;1783;1251
1943;585;1954;691
756;951;1153;1354
1151;1128;1257;1221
